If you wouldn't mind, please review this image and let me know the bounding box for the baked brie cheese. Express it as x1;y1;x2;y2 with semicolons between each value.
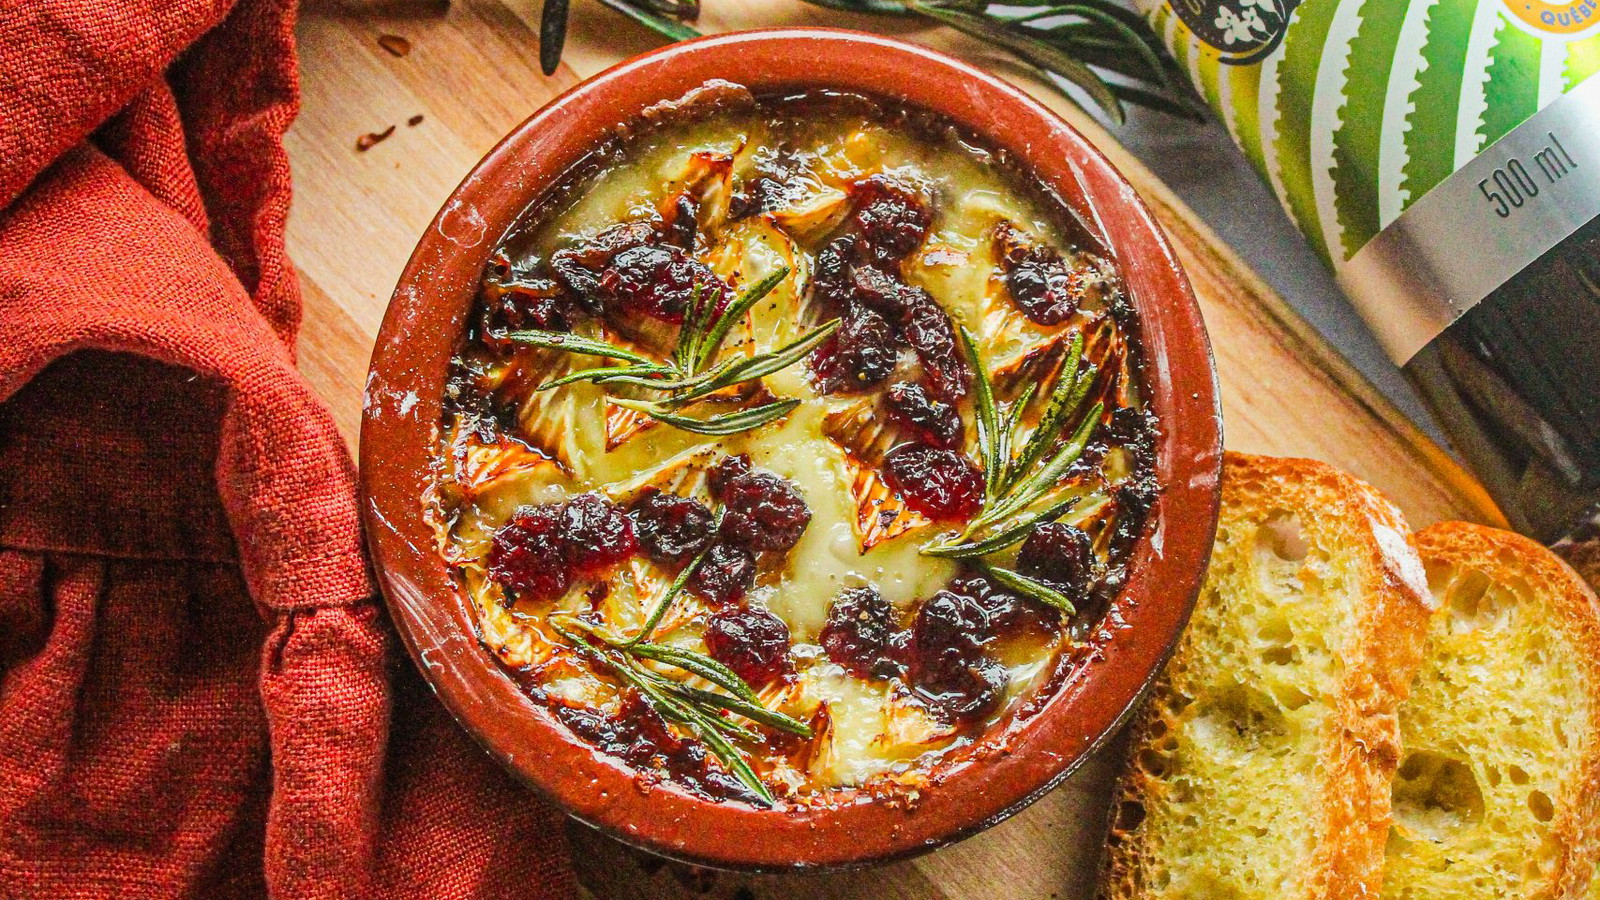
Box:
431;85;1158;806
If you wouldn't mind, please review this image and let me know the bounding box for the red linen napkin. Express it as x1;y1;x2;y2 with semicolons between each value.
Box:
0;1;575;897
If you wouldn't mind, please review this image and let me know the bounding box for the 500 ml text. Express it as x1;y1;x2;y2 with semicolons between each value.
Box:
1479;131;1580;219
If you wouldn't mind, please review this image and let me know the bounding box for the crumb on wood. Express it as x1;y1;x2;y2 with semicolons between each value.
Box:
356;125;396;151
408;114;425;127
377;34;411;57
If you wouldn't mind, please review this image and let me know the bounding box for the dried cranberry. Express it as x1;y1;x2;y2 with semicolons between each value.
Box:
561;493;637;574
704;606;792;686
549;221;655;313
885;381;961;448
901;294;968;401
1015;522;1094;598
995;224;1084;326
488;504;571;603
916;656;1008;722
850;174;932;265
882;443;984;522
1002;257;1079;326
809;304;899;395
718;472;812;552
553;692;760;804
809;237;857;315
480;253;575;332
706;454;752;499
820;586;909;680
627;489;715;566
483;283;572;333
947;570;1060;636
909;590;1008;722
850;268;967;400
687;542;757;607
598;245;725;323
849;265;918;318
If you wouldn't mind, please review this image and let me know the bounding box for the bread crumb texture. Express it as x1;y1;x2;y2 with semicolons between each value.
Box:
1103;454;1429;899
1383;523;1600;900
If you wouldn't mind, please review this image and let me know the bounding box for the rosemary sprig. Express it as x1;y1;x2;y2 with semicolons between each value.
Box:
900;1;1202;124
534;1;1201;123
554;624;773;800
503;267;835;435
610;397;803;435
920;327;1103;574
978;561;1077;614
549;554;813;804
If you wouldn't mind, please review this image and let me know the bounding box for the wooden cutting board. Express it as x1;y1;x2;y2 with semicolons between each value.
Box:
285;2;1505;897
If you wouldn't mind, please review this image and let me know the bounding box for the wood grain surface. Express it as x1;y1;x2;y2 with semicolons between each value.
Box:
285;2;1506;897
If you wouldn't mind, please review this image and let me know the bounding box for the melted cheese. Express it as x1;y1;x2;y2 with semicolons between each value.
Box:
439;99;1137;796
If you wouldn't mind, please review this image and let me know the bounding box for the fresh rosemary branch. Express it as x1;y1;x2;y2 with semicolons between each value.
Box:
503;267;837;435
534;0;1201;123
977;560;1078;614
920;326;1103;612
549;550;812;805
898;1;1203;124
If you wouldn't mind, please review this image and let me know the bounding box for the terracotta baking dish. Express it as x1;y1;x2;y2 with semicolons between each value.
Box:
360;28;1221;870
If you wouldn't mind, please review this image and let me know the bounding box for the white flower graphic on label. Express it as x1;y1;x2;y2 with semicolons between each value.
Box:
1214;3;1267;44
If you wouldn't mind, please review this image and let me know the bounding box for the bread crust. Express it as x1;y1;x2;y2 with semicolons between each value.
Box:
1411;522;1600;899
1100;453;1434;899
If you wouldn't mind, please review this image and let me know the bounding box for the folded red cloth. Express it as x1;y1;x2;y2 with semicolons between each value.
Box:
0;1;575;897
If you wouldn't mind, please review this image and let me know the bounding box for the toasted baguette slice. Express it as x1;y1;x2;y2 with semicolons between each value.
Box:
1101;453;1435;899
1383;522;1600;899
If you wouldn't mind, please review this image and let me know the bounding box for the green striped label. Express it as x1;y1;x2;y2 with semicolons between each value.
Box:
1143;0;1600;267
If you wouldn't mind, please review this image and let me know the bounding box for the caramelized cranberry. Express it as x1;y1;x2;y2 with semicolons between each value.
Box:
1015;522;1094;598
552;692;758;804
1111;481;1158;546
599;245;724;322
909;590;1009;722
483;283;572;333
850;174;932;265
706;454;752;499
704;606;791;686
481;253;574;332
549;221;655;312
948;570;1061;635
809;237;857;315
850;267;967;400
687;542;757;607
1105;405;1158;450
809;304;899;395
628;489;715;566
717;472;812;552
885;381;961;448
917;656;1008;723
996;224;1084;326
561;493;637;574
883;443;984;521
849;264;916;317
901;295;968;401
488;504;572;603
1002;256;1079;326
820;586;909;680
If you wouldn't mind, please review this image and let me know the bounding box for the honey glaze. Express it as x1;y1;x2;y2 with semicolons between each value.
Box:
431;85;1158;805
